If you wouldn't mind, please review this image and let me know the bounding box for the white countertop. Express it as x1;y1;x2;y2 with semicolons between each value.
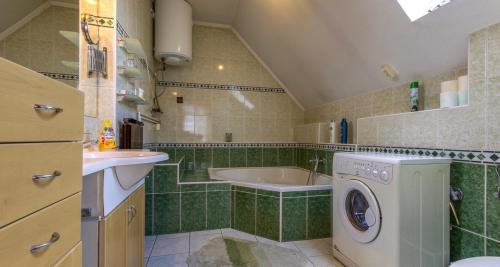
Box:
82;150;169;176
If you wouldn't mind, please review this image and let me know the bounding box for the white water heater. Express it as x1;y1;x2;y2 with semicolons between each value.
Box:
155;0;192;65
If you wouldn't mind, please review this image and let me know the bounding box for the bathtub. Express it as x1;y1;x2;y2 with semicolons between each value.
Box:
208;166;332;192
208;166;333;242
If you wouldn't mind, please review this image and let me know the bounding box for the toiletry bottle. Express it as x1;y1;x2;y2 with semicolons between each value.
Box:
340;118;348;144
329;119;336;144
99;119;116;151
410;81;419;112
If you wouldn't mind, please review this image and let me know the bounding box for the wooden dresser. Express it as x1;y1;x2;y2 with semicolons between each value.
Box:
0;58;84;266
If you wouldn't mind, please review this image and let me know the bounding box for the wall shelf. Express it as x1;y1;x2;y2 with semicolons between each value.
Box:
118;65;143;79
117;92;147;105
118;37;146;60
59;31;79;47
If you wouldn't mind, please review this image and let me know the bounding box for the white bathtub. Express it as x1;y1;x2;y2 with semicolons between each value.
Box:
208;167;332;192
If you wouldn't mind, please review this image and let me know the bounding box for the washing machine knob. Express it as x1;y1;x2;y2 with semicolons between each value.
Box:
365;167;371;176
372;169;379;178
380;170;390;181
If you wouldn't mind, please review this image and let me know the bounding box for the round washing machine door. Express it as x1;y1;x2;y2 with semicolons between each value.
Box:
339;179;381;243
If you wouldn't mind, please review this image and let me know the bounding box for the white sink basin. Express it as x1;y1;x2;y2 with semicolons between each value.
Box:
83;150;168;189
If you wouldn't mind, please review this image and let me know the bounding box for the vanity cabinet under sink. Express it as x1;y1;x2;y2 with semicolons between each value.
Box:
100;186;144;267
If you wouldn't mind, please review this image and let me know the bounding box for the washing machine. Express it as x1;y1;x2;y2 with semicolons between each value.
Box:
332;152;451;267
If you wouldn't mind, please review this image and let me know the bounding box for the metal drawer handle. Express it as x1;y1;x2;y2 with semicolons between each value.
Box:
33;104;63;113
128;205;137;223
30;232;60;254
32;171;62;183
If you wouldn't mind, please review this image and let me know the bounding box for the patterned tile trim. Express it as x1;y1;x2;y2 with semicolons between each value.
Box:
144;143;357;151
85;14;115;28
39;72;78;80
358;145;500;164
157;81;286;94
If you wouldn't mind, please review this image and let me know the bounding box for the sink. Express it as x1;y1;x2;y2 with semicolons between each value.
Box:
83;150;168;188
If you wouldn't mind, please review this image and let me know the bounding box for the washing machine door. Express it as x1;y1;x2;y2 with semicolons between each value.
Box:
339;179;381;243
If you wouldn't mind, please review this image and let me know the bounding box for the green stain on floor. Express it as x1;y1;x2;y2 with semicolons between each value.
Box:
187;237;311;267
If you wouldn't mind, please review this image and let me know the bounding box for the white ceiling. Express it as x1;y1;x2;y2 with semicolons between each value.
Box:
188;0;240;24
190;0;500;108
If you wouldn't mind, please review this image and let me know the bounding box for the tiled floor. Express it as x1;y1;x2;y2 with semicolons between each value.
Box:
144;229;343;267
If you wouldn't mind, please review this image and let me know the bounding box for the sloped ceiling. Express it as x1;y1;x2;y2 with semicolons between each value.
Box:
0;0;77;34
191;0;500;108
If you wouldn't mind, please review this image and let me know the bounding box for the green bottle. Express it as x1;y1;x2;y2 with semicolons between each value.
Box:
410;81;419;112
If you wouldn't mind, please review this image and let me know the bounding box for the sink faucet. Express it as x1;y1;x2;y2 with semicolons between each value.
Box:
307;154;325;185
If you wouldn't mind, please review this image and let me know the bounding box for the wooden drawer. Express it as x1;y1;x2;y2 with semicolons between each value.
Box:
0;193;81;267
0;57;83;142
54;242;82;267
0;142;82;227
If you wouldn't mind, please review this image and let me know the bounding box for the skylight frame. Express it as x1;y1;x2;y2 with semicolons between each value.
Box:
397;0;452;22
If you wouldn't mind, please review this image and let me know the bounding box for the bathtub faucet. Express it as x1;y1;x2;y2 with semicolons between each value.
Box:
307;155;325;185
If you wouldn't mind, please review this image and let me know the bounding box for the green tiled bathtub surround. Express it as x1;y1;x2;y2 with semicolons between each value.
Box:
145;160;231;235
213;148;230;168
231;186;333;242
195;148;212;170
256;195;280;240
295;148;334;176
181;192;207;232
230;148;246;167
278;148;296;166
486;166;500;240
487;239;500;256
282;197;307;241
233;191;256;234
263;148;278;167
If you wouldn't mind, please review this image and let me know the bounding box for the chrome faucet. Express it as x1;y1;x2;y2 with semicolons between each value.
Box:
307;154;325;185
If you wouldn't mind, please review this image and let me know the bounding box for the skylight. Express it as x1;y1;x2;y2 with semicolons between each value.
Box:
397;0;452;22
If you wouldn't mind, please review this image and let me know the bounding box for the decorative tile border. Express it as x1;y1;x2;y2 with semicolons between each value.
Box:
144;143;357;152
358;145;500;164
85;14;115;28
39;72;78;80
157;81;286;94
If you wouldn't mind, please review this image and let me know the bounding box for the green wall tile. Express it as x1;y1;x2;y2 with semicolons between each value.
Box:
316;150;326;174
154;165;179;193
213;148;230;168
486;239;500;256
326;150;334;176
154;193;180;234
231;190;235;227
450;163;485;234
257;189;280;197
181;184;206;192
307;195;332;239
145;170;153;194
297;148;307;169
235;186;256;193
145;195;153;235
181;192;207;232
283;191;307;197
282;197;307;241
230;148;246;167
450;227;485;261
486;166;500;240
177;148;194;170
207;191;231;229
256;195;280;241
195;148;212;170
263;148;278;167
308;190;332;196
234;191;256;234
247;148;263;167
207;183;231;191
278;148;295;166
157;148;176;160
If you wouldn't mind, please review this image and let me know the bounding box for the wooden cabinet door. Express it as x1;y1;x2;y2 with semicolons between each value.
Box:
100;201;127;267
127;186;145;267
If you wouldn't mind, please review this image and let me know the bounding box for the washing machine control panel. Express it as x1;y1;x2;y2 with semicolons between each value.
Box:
335;158;393;184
